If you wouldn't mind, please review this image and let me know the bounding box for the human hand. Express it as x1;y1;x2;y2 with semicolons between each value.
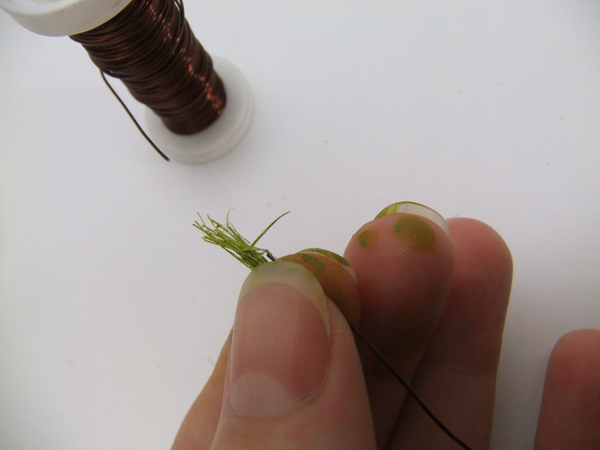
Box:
172;203;600;450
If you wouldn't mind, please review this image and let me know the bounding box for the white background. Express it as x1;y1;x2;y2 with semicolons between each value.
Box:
1;1;599;449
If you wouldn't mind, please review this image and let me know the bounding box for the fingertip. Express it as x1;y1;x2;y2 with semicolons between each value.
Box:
446;218;513;278
551;328;600;358
546;328;600;395
535;329;600;449
346;206;455;262
343;209;456;346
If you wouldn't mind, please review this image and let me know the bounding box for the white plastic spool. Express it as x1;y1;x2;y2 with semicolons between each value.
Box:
0;0;254;163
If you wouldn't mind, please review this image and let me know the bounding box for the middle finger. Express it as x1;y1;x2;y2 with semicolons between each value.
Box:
343;202;456;448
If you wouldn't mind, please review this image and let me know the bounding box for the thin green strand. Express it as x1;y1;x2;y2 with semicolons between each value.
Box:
194;211;289;269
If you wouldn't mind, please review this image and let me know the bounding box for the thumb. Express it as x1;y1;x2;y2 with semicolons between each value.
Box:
210;260;375;450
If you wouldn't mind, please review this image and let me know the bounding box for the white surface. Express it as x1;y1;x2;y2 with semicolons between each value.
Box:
1;1;599;449
0;0;131;36
145;56;254;164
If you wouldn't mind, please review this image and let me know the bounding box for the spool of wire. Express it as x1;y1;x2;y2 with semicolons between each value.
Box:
0;0;253;163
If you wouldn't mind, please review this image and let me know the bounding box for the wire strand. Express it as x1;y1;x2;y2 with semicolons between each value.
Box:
100;70;170;161
349;322;474;450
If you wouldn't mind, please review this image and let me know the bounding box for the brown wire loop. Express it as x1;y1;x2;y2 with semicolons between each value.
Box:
70;0;226;139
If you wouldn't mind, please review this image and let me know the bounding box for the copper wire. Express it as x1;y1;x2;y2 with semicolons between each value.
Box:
70;0;226;137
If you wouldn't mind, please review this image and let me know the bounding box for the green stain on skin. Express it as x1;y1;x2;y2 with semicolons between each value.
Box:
357;229;378;248
303;248;351;267
331;283;344;304
298;253;326;273
394;215;435;252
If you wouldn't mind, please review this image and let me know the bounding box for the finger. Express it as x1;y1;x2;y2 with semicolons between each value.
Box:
172;251;364;450
279;248;361;326
171;333;230;450
210;261;376;450
534;328;600;450
343;202;456;447
389;218;513;449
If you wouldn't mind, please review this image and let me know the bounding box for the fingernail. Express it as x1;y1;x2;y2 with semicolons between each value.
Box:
376;201;449;236
229;261;331;417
